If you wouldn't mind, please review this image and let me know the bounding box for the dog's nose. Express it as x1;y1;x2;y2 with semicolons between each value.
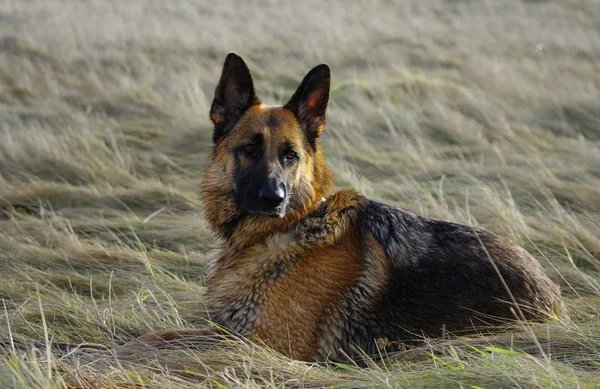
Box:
258;183;285;207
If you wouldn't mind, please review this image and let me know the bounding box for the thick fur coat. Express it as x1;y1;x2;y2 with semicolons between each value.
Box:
133;53;566;362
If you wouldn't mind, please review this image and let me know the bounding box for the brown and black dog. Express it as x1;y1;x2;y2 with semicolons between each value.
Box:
130;53;566;362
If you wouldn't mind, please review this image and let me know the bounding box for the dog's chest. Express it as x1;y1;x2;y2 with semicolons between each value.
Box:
205;231;363;359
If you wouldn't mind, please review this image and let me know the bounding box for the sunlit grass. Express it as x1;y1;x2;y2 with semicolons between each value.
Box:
0;0;599;387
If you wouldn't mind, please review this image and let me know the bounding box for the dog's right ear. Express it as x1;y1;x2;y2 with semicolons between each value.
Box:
210;53;260;143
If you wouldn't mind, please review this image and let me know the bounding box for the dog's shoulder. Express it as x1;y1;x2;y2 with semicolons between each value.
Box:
356;199;432;266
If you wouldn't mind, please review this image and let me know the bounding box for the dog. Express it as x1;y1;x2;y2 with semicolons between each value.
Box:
131;53;566;362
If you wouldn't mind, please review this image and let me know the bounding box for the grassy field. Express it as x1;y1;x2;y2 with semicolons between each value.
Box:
0;0;599;387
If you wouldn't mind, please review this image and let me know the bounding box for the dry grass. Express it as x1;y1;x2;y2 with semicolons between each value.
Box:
0;0;599;387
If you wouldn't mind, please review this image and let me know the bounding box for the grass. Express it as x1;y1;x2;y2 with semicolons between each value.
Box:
0;0;599;387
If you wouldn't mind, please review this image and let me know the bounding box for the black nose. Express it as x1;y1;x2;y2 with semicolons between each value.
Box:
258;183;285;207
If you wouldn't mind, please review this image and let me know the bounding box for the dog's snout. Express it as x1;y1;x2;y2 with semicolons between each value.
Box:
258;182;285;207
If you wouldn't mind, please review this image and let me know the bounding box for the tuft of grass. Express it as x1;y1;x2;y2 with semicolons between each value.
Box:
1;0;599;387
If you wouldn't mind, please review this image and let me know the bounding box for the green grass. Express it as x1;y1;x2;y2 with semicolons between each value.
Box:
1;0;599;387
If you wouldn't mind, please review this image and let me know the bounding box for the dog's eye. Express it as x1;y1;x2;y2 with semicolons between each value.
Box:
285;151;297;160
242;145;256;154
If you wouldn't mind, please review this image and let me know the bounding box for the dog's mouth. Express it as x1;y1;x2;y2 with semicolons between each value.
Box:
250;203;288;219
236;196;289;219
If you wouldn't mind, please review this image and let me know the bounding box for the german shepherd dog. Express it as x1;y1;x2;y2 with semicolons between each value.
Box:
130;53;566;362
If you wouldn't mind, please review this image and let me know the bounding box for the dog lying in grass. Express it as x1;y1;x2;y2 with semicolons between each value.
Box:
129;53;567;362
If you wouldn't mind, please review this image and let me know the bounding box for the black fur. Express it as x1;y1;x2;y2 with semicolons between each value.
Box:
359;201;552;342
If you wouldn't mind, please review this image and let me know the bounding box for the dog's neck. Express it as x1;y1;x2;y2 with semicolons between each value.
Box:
218;192;329;249
214;189;365;252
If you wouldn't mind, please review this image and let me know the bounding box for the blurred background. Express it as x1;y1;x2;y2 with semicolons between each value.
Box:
0;1;599;387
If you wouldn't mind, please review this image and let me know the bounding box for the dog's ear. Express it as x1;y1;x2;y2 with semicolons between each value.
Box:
210;53;260;143
285;64;331;145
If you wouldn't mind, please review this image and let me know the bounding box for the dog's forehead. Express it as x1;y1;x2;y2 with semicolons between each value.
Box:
230;105;304;145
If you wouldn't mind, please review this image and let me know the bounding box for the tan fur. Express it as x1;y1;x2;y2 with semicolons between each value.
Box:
205;190;368;360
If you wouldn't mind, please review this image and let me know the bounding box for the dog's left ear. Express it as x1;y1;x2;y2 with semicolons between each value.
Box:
285;64;330;144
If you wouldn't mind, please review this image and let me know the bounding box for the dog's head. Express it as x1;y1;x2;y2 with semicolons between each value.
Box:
202;53;334;235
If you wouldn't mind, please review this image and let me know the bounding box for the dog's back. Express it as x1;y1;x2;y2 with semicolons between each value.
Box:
356;200;565;351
